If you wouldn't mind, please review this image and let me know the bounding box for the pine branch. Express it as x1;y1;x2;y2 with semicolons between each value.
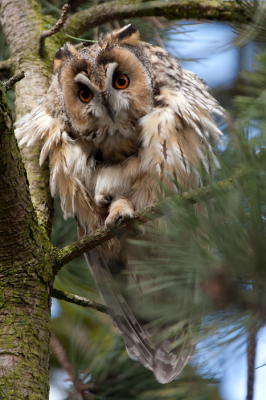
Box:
55;177;234;271
65;0;246;38
38;3;70;56
52;288;107;314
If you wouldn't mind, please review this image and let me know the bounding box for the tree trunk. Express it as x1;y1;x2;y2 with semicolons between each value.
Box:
0;83;55;398
0;1;58;397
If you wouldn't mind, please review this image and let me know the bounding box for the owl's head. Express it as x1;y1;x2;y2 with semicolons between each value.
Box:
51;24;153;139
16;23;223;168
16;24;156;164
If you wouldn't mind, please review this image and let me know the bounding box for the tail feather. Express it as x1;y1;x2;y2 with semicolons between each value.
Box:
85;249;198;383
86;251;155;371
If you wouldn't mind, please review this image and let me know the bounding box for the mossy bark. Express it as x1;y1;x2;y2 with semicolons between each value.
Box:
0;83;55;398
0;0;67;236
0;1;59;398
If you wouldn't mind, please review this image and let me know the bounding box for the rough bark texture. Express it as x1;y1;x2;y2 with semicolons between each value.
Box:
0;0;59;236
0;1;58;397
0;83;54;399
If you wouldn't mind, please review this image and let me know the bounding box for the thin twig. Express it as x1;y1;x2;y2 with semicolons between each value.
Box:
38;3;70;56
50;332;95;399
50;332;75;380
153;25;165;48
54;177;235;271
52;288;107;314
3;71;25;91
254;363;266;370
246;325;259;400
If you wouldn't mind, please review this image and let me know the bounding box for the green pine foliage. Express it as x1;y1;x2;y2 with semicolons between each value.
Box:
127;48;266;367
66;336;222;400
233;0;266;45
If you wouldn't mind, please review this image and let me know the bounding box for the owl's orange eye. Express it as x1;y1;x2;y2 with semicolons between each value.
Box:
114;75;129;89
78;89;92;103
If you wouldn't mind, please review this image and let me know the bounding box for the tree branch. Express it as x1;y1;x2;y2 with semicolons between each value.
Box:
65;0;245;38
55;177;234;271
3;71;25;91
38;3;70;56
52;288;107;314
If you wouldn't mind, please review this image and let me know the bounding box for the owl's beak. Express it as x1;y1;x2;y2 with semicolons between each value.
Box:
102;96;116;123
107;107;116;123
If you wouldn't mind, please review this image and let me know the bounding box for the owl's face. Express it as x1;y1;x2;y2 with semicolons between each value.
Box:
55;27;153;141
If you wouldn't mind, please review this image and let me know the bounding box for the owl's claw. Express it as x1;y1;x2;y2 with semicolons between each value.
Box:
95;193;113;210
105;207;134;230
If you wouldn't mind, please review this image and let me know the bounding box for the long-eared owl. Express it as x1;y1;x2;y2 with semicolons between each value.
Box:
15;24;223;383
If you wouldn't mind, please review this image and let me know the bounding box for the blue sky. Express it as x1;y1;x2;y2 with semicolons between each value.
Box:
167;21;240;88
220;326;266;400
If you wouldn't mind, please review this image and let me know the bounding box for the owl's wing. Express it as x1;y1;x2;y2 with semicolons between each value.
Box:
84;242;198;384
139;50;223;184
15;92;94;224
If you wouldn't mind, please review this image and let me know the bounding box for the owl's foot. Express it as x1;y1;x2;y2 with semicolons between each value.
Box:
105;198;134;230
95;192;113;210
105;208;134;229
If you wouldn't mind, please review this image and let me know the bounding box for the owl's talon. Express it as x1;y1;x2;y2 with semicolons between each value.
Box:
95;193;113;209
105;207;134;230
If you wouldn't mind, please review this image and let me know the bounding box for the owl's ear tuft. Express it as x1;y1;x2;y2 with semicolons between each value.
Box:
54;43;78;73
115;24;140;46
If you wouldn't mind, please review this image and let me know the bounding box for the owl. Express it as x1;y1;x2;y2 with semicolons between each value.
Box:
15;24;223;383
